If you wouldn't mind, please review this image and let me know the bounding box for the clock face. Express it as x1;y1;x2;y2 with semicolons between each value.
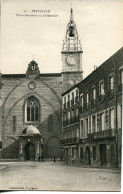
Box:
66;54;78;65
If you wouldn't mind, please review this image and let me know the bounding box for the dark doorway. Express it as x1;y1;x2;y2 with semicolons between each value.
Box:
86;146;91;165
25;143;35;161
100;144;107;166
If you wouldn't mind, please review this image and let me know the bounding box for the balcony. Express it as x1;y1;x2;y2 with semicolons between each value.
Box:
99;94;105;103
75;96;79;103
67;101;70;107
118;84;123;93
61;138;79;145
63;116;79;126
88;129;116;140
79;106;84;113
84;103;89;110
91;99;96;107
79;138;88;144
71;99;74;105
107;89;114;99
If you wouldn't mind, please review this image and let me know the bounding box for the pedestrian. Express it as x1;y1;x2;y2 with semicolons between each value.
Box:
41;155;43;162
38;156;40;162
54;156;56;162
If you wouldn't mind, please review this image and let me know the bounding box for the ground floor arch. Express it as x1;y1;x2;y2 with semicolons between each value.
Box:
86;146;91;165
25;143;35;161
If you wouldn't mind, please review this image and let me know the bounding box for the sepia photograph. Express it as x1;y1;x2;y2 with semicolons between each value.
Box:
0;0;123;192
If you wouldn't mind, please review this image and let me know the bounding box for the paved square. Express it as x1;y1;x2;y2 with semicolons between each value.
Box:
0;161;121;191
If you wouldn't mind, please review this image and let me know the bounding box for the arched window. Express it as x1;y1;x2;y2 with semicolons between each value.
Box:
25;96;40;122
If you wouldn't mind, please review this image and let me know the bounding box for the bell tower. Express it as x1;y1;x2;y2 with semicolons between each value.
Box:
61;8;83;92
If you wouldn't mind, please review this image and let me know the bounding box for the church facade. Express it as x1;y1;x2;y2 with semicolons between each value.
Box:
0;8;83;160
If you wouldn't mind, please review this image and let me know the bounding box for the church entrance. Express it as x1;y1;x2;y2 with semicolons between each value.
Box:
25;143;35;161
86;146;91;165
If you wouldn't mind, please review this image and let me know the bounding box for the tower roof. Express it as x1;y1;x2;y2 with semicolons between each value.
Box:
62;8;82;52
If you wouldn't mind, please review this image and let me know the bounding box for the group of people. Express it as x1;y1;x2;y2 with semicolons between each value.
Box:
38;156;57;162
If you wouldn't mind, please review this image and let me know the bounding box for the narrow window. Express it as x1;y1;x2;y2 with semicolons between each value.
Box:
48;115;53;131
86;118;89;134
71;108;74;119
75;89;79;103
26;96;40;122
100;112;105;131
64;96;66;108
109;76;114;90
109;109;114;129
80;94;83;106
80;147;83;159
99;81;104;95
92;87;96;99
71;92;74;105
13;116;16;132
67;94;70;107
92;115;96;133
80;120;84;137
76;89;78;97
86;92;89;103
68;111;70;124
93;146;96;160
76;107;78;116
120;69;123;84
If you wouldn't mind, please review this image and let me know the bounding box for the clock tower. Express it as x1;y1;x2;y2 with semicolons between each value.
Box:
61;8;83;92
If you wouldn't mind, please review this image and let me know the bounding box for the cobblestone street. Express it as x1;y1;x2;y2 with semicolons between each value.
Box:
0;161;121;191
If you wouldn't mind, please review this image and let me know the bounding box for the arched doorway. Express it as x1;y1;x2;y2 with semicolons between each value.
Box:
86;146;91;165
100;144;107;166
25;143;35;161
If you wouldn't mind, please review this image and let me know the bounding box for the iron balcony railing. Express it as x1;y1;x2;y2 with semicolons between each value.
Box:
63;116;79;126
61;138;79;145
88;129;116;140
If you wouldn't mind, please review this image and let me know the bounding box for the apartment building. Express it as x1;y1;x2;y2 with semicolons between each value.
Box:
61;84;80;165
78;47;122;167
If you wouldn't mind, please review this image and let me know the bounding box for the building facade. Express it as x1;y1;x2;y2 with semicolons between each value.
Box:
0;8;83;160
62;84;80;165
62;47;123;167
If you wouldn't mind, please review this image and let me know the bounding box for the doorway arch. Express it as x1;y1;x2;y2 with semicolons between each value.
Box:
86;146;91;165
25;143;35;161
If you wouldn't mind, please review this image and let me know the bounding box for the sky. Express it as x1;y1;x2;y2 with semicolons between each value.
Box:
0;0;123;79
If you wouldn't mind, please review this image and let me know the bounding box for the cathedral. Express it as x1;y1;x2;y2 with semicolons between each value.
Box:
0;8;83;160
